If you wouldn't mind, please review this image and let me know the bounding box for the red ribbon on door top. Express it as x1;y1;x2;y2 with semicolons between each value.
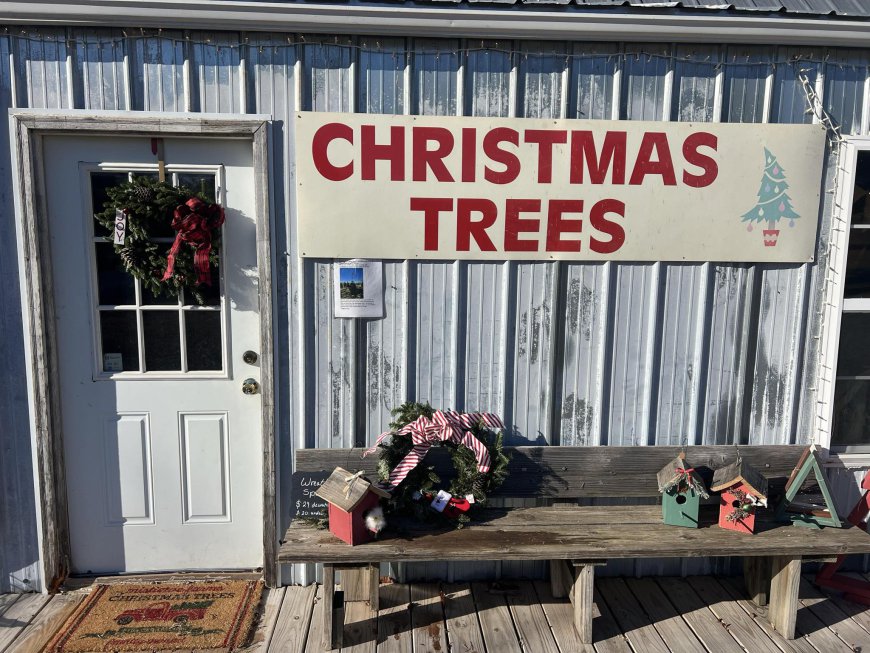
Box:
162;197;225;286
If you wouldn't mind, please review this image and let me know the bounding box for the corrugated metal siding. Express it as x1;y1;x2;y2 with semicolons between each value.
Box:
1;29;870;589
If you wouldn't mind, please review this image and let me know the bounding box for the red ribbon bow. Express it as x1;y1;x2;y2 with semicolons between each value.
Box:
363;410;504;489
162;197;225;286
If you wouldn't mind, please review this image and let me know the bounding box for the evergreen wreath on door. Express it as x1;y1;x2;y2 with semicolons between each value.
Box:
94;176;224;305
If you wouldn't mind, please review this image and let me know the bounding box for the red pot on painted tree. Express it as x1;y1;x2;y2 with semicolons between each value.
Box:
710;459;769;534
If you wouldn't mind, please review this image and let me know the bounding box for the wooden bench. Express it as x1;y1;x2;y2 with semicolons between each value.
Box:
279;445;870;650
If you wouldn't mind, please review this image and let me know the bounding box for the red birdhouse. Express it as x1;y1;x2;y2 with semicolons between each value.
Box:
315;467;391;546
711;459;769;534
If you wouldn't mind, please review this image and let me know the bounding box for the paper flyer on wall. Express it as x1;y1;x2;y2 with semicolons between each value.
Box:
333;259;384;318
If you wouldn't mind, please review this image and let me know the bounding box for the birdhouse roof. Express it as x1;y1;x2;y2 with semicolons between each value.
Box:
314;467;391;512
710;459;769;499
656;453;710;498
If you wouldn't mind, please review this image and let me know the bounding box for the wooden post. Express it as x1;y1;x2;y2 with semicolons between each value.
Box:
341;563;380;609
768;555;801;639
322;564;344;651
744;556;770;607
550;559;573;599
572;564;595;644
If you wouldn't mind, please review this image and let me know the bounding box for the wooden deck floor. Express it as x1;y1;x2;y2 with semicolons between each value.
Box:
4;574;870;652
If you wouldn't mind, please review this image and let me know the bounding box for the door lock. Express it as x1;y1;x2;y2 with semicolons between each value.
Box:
243;350;258;365
242;378;260;395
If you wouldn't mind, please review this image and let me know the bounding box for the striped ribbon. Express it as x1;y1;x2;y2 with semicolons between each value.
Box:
363;410;504;490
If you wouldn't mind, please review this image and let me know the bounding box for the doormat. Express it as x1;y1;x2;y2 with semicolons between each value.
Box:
44;579;263;652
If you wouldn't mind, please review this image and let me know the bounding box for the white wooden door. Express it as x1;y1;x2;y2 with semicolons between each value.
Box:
44;135;264;574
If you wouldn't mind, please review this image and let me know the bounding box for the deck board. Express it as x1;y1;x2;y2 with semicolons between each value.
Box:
471;582;522;652
245;587;285;652
598;578;671;653
442;584;486;653
409;583;445;653
716;575;823;653
655;577;744;653
532;580;596;653
9;574;870;653
268;585;316;653
5;594;81;653
0;595;19;619
797;577;870;651
302;586;328;653
812;572;870;634
505;581;561;653
626;578;707;653
0;593;52;653
687;575;785;653
376;583;412;653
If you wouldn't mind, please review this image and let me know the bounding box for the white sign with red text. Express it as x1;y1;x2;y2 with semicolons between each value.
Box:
295;112;825;262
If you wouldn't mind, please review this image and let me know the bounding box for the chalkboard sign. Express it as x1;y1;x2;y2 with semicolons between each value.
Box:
290;471;330;521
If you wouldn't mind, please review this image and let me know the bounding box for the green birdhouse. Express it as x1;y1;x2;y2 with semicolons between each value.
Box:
657;453;710;528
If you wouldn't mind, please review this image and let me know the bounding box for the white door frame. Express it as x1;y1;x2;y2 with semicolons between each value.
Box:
10;109;278;590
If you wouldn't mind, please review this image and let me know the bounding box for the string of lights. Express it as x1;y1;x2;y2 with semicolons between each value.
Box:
2;26;869;72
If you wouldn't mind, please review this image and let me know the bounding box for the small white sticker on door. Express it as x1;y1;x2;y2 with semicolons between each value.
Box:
103;353;123;372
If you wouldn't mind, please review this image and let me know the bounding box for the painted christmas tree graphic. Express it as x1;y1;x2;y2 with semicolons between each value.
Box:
742;147;800;247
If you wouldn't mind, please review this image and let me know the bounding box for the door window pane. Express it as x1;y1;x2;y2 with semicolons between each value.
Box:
100;311;140;372
91;172;129;237
95;243;136;306
184;266;221;307
143;312;182;371
177;173;216;202
833;380;870;447
185;311;223;371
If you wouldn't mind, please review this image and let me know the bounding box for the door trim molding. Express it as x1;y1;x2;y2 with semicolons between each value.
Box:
10;109;278;590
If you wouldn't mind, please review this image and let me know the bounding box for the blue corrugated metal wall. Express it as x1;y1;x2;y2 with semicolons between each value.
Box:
1;28;868;590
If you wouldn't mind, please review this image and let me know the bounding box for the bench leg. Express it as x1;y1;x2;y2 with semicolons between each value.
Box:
550;560;572;599
322;564;344;651
572;564;595;644
768;555;801;639
341;563;380;609
744;556;771;607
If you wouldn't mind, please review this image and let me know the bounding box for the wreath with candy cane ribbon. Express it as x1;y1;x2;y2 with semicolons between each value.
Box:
363;402;510;527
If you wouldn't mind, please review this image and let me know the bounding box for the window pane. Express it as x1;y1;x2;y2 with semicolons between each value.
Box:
177;173;216;203
143;312;182;371
185;311;222;371
854;152;870;226
183;266;221;307
141;284;178;306
95;242;136;306
91;172;128;237
837;314;870;377
100;311;139;372
833;380;870;447
844;228;870;298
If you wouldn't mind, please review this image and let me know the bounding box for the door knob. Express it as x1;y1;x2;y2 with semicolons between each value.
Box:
243;350;258;365
242;378;260;395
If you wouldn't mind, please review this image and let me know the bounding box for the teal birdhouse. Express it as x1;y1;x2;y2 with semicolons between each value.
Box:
657;453;710;528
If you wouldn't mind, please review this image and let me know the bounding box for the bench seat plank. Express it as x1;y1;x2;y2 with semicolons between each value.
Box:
279;505;870;564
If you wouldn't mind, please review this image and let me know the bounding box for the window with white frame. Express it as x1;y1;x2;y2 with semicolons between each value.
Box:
833;151;870;448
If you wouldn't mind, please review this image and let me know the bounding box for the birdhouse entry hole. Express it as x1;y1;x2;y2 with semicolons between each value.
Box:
676;494;687;505
732;499;741;508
